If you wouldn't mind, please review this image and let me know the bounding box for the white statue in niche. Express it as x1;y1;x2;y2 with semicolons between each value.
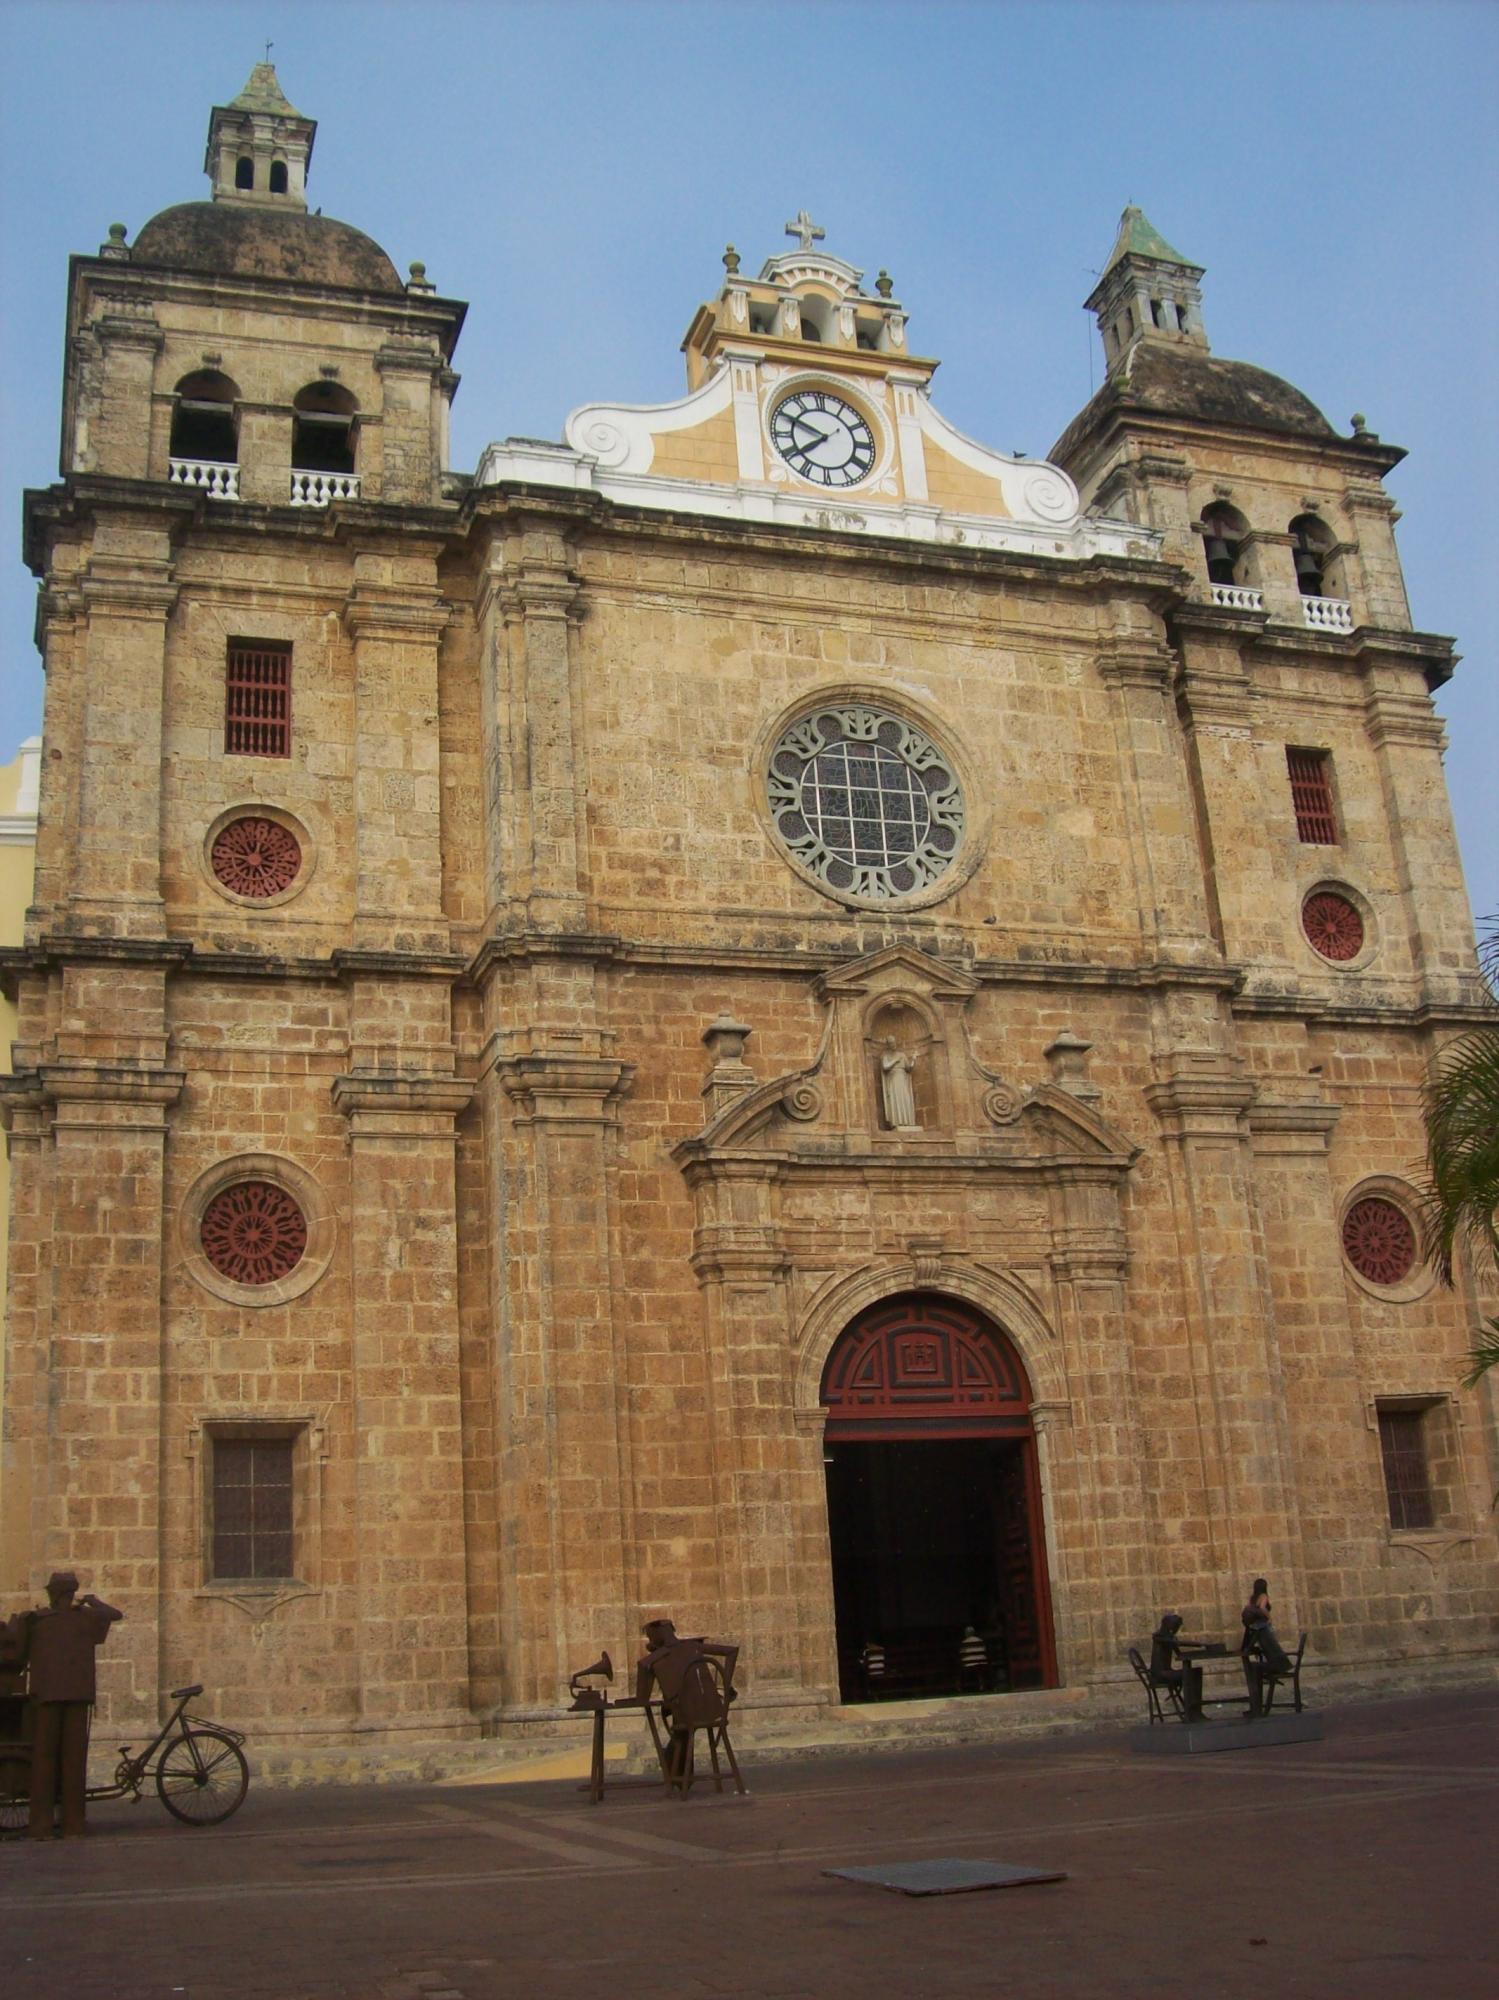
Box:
879;1037;920;1129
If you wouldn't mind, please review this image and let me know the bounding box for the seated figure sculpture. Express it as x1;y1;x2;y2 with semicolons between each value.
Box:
634;1619;741;1791
1240;1578;1292;1716
1148;1612;1203;1720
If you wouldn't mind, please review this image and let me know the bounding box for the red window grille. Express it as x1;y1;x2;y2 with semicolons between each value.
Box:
1342;1196;1418;1286
1376;1408;1433;1531
212;1436;295;1580
201;1180;308;1285
1287;747;1338;844
226;641;291;757
1302;890;1365;962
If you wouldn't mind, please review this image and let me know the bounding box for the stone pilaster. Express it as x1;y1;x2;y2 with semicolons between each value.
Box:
1172;606;1296;982
342;546;451;956
1045;1173;1154;1666
6;962;184;1729
1356;636;1475;1004
332;1063;475;1731
1244;1096;1378;1651
1144;1058;1303;1627
374;340;445;506
480;527;588;933
684;1159;809;1703
1096;614;1219;967
485;958;633;1715
68;513;179;937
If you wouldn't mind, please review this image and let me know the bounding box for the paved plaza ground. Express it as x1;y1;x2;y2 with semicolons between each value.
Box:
2;1686;1495;2000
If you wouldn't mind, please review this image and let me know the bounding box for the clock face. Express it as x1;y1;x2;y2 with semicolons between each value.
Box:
769;389;877;488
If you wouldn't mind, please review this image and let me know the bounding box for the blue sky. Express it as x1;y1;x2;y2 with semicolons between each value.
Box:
1;0;1494;924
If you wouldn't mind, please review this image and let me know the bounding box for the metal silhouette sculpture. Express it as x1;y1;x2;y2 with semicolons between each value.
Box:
634;1619;745;1797
1240;1577;1293;1717
12;1571;122;1838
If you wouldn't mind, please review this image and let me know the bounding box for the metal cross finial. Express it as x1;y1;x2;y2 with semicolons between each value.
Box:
784;210;825;252
264;39;273;62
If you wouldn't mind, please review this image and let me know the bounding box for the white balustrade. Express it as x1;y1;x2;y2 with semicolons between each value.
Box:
169;457;239;499
1210;583;1263;612
1302;594;1353;633
289;470;360;507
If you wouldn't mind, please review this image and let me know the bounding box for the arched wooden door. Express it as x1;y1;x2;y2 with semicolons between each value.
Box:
820;1293;1058;1698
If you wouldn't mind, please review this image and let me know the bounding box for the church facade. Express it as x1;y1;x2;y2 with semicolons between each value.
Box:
2;67;1494;1753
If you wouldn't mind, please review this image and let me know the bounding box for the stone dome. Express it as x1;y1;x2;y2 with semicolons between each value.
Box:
1052;340;1334;465
130;202;403;293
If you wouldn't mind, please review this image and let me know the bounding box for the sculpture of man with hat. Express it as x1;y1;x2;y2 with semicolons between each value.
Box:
6;1571;123;1839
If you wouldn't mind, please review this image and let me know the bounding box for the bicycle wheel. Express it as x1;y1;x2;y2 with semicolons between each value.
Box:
155;1729;249;1826
0;1752;30;1833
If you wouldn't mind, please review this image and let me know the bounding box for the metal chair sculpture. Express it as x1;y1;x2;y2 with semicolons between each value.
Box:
661;1652;745;1797
1255;1631;1307;1716
1128;1645;1185;1725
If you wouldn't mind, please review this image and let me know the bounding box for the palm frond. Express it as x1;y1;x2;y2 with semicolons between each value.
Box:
1422;1024;1499;1281
1461;1321;1499;1391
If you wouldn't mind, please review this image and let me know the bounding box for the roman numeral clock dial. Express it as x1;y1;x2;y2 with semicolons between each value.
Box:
769;389;877;488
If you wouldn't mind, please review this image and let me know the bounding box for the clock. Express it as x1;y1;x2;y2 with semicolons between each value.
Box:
769;389;877;488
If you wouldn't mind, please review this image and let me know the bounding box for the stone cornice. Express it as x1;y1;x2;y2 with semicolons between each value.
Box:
1246;1098;1341;1155
330;1074;474;1121
331;947;467;980
31;1060;186;1108
466;931;625;985
36;932;193;969
69;251;468;359
460;480;1181;602
674;1143;1137;1185
495;1053;634;1125
340;588;452;645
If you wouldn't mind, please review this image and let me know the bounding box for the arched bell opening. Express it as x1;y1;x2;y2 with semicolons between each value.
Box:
820;1291;1058;1703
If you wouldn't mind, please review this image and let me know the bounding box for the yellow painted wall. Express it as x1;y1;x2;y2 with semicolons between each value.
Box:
0;737;40;1467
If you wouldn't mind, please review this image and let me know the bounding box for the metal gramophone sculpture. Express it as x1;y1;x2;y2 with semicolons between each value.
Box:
567;1651;613;1712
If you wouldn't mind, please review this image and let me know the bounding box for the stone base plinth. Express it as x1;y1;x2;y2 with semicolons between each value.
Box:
1129;1712;1323;1755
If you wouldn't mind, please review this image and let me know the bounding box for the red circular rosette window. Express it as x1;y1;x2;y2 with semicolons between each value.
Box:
1301;890;1364;962
201;1180;308;1285
1341;1196;1417;1286
211;816;301;899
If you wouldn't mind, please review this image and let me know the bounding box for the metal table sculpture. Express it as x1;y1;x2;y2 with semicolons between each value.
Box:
566;1619;746;1801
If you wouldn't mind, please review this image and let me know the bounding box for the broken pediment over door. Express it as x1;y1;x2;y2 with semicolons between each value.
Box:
675;944;1138;1175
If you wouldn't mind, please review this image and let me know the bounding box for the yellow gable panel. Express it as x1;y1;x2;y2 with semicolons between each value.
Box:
646;402;742;485
922;437;1012;520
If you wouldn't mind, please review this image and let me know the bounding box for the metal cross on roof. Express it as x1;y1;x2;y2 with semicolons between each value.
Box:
784;210;826;252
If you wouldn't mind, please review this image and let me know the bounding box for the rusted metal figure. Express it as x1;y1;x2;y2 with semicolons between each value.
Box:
9;1571;122;1838
1240;1577;1292;1716
634;1619;745;1796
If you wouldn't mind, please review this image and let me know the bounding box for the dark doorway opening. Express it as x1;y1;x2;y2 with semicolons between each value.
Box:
826;1437;1050;1702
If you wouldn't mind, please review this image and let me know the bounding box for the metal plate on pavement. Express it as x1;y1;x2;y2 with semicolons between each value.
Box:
825;1859;1067;1896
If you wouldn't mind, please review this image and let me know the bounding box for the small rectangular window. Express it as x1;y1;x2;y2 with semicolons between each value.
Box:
211;1434;295;1580
1377;1406;1434;1531
226;640;292;758
1287;747;1338;844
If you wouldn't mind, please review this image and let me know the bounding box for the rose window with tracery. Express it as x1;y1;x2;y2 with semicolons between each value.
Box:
201;1181;308;1286
1301;889;1365;962
768;705;964;901
210;816;302;899
1341;1197;1418;1286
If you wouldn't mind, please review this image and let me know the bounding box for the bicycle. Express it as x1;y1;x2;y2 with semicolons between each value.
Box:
0;1683;249;1832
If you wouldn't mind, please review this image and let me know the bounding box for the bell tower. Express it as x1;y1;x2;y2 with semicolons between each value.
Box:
1085;205;1208;368
204;59;316;210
